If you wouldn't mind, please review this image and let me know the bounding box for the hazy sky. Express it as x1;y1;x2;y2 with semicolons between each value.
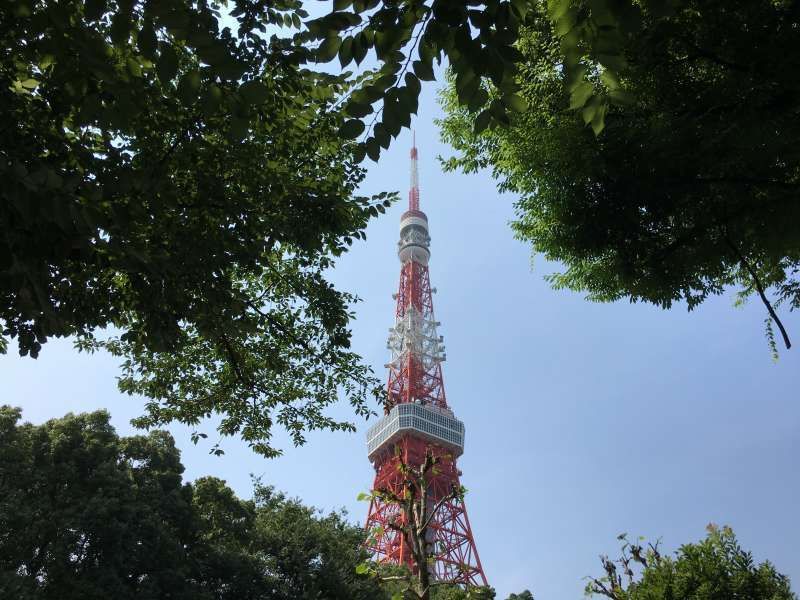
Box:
2;82;798;599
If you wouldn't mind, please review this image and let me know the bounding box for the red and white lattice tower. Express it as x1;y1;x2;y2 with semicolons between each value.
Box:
364;139;488;587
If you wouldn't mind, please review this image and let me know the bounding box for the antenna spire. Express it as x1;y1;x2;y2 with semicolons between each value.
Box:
409;133;420;211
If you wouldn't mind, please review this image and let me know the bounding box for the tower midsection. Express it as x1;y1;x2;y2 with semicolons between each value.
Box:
387;258;448;410
366;403;464;462
365;435;486;586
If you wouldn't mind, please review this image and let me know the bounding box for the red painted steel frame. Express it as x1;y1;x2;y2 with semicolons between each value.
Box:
365;436;487;586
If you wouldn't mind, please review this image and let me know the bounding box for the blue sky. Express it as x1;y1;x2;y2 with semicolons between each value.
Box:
3;82;799;598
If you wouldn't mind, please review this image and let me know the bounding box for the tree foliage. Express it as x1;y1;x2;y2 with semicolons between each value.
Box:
0;406;385;599
440;0;800;353
1;0;399;455
305;0;696;160
586;527;796;600
304;0;534;162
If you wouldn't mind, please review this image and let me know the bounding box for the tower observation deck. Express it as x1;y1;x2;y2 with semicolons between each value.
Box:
363;139;487;587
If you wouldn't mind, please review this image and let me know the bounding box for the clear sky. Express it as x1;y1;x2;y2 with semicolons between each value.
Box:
2;82;798;599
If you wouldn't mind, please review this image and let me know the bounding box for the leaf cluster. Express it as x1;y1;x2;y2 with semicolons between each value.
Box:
1;0;396;454
304;0;533;161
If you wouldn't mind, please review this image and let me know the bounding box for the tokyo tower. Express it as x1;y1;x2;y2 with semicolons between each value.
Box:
364;139;487;587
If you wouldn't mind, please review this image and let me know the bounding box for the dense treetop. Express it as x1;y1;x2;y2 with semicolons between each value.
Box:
0;406;386;599
586;528;796;600
0;406;538;598
440;0;800;354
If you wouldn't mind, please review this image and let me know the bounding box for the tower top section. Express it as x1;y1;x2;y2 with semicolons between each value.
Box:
398;138;431;265
386;137;446;410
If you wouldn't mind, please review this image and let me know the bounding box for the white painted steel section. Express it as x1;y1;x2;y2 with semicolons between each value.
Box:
398;244;430;265
386;306;446;371
366;403;465;461
400;215;429;231
397;216;431;265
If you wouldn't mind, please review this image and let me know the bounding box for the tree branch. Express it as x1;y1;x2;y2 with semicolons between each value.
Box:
420;485;459;533
724;236;792;349
588;577;619;600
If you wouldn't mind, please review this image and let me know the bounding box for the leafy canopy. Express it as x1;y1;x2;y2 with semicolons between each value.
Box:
440;0;800;354
306;0;691;159
586;527;796;600
304;0;533;161
1;0;397;455
0;406;386;599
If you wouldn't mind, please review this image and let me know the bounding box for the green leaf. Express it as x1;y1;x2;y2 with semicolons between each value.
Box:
39;54;56;70
554;7;578;35
566;64;588;92
356;491;371;502
201;84;223;115
473;108;492;134
240;80;270;105
467;87;489;113
177;70;201;104
600;69;621;90
373;123;390;149
84;0;107;21
569;80;593;109
110;12;132;45
229;117;249;141
355;562;370;575
504;93;528;112
20;78;39;89
457;79;480;105
590;103;608;135
317;36;342;62
548;0;573;21
413;60;435;81
339;36;354;67
126;57;142;78
597;53;628;72
345;102;373;118
581;97;599;124
404;72;420;96
352;143;367;163
339;119;365;139
352;34;368;65
157;45;179;84
511;0;529;19
138;20;158;59
365;137;380;161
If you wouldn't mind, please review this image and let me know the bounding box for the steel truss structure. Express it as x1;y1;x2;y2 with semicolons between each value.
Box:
363;140;487;588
